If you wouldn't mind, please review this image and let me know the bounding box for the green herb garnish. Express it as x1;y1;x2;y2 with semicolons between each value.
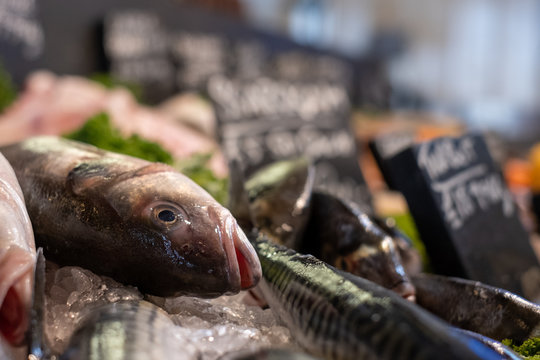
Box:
0;60;16;113
502;337;540;359
64;112;173;164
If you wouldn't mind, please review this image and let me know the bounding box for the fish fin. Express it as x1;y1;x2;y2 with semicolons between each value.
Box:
227;160;254;231
68;160;172;197
27;248;50;359
66;160;119;196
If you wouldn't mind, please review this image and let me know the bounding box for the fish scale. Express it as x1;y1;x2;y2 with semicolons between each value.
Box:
252;234;507;360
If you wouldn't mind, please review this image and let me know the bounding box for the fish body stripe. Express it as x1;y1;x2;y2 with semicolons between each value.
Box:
254;238;503;360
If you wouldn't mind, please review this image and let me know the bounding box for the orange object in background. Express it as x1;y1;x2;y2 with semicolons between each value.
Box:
530;143;540;192
504;158;531;190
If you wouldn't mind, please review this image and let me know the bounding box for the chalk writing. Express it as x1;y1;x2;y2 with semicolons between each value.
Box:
105;11;167;59
418;137;476;180
0;0;43;58
208;75;349;123
171;32;227;90
314;161;371;211
376;132;415;159
222;125;355;168
431;164;514;229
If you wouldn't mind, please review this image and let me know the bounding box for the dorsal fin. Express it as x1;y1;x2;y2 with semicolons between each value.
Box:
27;248;49;360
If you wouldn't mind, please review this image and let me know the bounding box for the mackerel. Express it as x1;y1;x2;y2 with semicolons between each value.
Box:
252;233;508;360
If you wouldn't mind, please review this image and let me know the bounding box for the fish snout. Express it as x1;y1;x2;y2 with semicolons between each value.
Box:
392;281;417;302
211;207;262;292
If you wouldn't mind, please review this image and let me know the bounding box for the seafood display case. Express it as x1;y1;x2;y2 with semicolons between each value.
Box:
1;1;540;360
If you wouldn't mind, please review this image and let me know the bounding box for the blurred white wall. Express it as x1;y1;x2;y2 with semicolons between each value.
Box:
241;0;540;139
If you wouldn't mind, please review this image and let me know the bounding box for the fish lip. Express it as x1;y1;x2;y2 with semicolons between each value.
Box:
210;207;261;293
231;222;262;290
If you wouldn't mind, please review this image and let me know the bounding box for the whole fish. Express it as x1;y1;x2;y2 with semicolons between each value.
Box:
251;232;506;360
301;192;416;300
60;301;198;360
229;159;415;300
0;152;36;345
412;273;540;343
1;136;261;297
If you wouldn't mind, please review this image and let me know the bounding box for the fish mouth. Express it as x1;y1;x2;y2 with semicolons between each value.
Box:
391;280;416;302
213;208;262;292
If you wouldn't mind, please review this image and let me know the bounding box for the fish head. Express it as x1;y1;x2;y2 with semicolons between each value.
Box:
105;165;261;297
334;214;416;301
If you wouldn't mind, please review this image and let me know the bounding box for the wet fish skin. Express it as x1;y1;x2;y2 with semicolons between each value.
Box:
0;152;36;345
252;233;505;360
218;348;322;360
301;192;416;300
1;136;261;297
60;301;197;360
412;273;540;343
244;158;315;249
371;216;423;277
453;329;522;360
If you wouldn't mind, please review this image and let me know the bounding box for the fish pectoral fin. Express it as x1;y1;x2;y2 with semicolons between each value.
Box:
67;161;118;196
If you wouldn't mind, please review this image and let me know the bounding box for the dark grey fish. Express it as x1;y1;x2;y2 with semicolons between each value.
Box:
251;232;505;360
218;348;321;360
412;273;540;342
60;301;197;360
301;192;416;300
1;136;261;297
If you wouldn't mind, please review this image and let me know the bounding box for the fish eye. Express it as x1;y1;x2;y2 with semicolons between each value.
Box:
158;209;176;222
148;202;185;228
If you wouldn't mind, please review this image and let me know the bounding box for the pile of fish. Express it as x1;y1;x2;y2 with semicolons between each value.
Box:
0;133;539;359
229;157;540;359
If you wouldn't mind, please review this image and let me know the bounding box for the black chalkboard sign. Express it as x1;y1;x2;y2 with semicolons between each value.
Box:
368;130;415;190
103;10;175;103
0;0;44;86
208;74;372;212
387;134;540;298
169;30;229;92
269;50;354;94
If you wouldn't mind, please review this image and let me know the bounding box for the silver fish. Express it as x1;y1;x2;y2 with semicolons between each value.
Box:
1;136;261;297
0;152;36;345
60;301;198;360
252;232;507;360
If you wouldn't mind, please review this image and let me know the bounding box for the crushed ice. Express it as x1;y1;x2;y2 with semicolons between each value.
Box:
39;262;295;359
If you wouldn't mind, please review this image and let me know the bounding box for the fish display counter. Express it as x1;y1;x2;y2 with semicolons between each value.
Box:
0;73;540;360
